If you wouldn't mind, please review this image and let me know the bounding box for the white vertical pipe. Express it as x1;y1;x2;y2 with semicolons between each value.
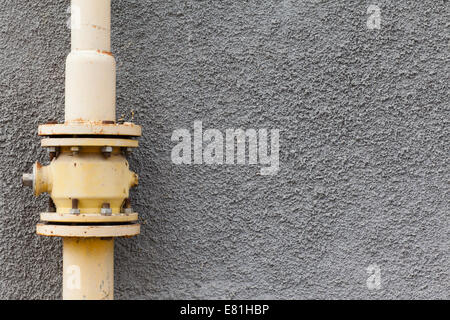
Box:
71;0;111;52
65;0;116;123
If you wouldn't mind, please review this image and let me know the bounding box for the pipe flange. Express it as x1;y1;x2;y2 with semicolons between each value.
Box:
36;223;141;237
40;212;138;223
39;122;142;137
41;138;138;148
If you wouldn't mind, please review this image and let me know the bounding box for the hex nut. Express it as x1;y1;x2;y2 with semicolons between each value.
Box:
71;146;80;155
101;207;113;216
69;209;80;215
102;146;113;158
101;203;112;216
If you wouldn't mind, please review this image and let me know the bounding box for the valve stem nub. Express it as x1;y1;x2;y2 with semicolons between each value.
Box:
22;173;33;187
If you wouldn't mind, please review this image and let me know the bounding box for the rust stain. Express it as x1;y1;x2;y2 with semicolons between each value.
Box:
102;50;113;56
72;118;87;123
97;49;114;57
91;24;108;31
96;49;113;57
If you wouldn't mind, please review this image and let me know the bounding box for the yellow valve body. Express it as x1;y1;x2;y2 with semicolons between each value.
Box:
34;146;138;214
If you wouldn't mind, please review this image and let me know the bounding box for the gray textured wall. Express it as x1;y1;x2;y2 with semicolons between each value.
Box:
0;0;448;299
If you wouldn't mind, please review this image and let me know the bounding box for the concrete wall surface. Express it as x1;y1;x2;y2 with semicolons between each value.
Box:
0;0;448;299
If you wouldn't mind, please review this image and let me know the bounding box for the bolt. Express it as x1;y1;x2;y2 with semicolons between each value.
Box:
69;209;80;215
122;198;133;214
48;147;57;161
101;203;112;216
70;198;80;215
22;173;34;187
121;147;133;156
102;146;113;158
48;198;56;213
71;146;80;156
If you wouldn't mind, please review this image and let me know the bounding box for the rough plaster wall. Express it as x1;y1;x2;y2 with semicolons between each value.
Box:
0;0;448;299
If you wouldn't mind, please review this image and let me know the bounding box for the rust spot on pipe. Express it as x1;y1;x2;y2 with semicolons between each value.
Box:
96;50;114;56
102;120;115;125
91;24;108;31
71;118;86;123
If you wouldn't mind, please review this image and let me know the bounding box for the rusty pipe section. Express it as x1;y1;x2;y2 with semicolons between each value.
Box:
22;0;142;300
66;0;115;123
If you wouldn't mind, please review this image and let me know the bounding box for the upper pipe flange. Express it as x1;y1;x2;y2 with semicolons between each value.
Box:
36;223;140;238
39;122;142;137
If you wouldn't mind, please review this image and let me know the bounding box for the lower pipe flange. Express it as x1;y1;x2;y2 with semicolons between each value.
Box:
40;212;138;223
